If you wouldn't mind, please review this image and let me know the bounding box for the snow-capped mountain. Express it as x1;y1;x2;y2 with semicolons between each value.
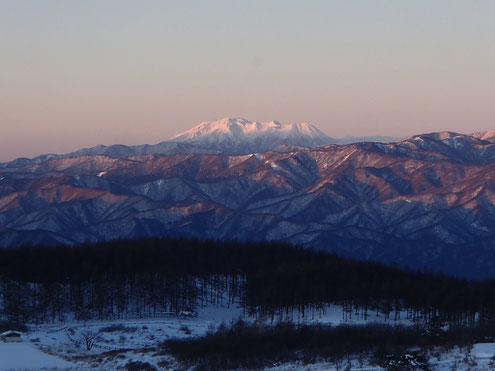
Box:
0;118;399;168
169;117;333;153
3;129;495;277
471;130;495;143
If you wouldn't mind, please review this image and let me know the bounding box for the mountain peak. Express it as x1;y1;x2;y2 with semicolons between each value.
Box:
408;131;461;141
169;118;333;154
471;130;495;143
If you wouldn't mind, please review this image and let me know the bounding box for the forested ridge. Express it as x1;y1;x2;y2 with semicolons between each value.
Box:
1;238;495;327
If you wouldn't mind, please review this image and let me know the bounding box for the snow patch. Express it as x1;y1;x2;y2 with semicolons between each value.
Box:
472;343;495;358
0;342;76;370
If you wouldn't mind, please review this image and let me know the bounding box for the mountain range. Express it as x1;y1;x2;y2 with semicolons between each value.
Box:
2;118;495;278
1;118;398;167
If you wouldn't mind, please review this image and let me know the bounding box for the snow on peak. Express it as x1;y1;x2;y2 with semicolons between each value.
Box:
412;131;461;141
471;130;495;143
170;117;331;143
168;117;333;154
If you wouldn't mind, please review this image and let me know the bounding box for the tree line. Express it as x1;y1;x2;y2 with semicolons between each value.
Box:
1;237;495;326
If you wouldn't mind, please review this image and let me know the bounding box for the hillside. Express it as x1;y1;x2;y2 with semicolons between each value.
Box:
3;130;495;277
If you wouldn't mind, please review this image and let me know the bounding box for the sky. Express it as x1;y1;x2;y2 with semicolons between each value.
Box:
1;1;495;161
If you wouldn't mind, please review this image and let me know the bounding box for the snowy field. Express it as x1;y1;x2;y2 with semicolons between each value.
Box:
0;341;75;370
2;304;495;370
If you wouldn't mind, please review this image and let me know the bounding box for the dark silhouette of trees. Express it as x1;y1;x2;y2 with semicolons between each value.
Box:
164;320;453;370
1;237;495;327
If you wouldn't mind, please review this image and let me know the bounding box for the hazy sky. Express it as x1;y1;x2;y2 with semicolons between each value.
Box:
1;1;495;161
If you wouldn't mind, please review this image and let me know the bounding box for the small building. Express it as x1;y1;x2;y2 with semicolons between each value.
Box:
179;309;195;318
0;330;22;342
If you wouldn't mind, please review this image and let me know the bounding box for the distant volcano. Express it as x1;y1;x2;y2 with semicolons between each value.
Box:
168;117;334;154
1;117;400;165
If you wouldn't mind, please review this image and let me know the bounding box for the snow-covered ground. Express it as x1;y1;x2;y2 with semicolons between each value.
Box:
0;341;76;370
9;305;244;370
2;304;495;370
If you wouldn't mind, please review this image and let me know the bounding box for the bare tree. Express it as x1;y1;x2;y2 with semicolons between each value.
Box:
81;330;97;351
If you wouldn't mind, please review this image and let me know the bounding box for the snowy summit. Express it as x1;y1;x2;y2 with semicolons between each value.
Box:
471;130;495;143
169;117;333;154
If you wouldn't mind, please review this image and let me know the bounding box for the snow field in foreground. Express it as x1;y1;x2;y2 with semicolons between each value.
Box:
2;304;495;370
0;341;76;370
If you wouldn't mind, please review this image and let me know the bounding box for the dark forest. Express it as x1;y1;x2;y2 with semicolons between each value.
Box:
1;237;495;329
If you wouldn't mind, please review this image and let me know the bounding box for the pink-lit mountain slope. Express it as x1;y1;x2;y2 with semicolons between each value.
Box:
169;117;333;152
1;118;398;167
3;129;495;277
